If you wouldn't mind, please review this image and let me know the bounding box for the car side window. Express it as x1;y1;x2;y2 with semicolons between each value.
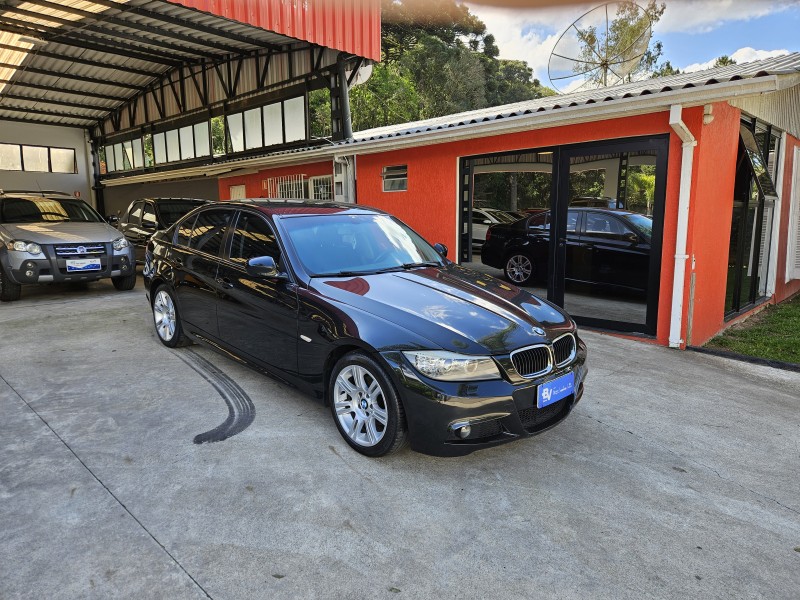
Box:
566;211;578;233
229;212;281;266
128;201;144;225
528;212;550;231
472;211;487;225
585;212;635;240
142;204;157;227
188;209;232;256
175;214;197;247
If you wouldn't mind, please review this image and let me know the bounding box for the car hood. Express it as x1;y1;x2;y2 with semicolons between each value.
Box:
310;264;572;355
0;222;122;244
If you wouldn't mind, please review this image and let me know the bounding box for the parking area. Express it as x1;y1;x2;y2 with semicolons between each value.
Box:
1;277;799;599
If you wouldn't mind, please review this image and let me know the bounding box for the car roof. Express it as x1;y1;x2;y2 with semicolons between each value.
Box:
141;197;209;203
216;199;387;218
0;192;82;201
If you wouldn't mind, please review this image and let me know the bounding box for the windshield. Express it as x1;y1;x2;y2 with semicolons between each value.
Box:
626;213;653;241
156;199;206;227
281;213;444;276
0;197;104;224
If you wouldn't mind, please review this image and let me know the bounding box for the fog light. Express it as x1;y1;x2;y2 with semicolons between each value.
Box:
26;270;34;277
458;424;471;439
122;264;129;271
25;261;35;268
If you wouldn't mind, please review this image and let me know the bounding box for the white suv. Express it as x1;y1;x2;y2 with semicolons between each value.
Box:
0;191;136;302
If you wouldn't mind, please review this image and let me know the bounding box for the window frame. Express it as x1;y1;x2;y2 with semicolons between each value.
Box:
382;165;408;192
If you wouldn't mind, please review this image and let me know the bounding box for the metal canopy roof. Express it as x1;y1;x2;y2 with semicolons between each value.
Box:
0;0;314;129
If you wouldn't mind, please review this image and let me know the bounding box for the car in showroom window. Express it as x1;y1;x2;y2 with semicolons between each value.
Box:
0;191;136;301
144;201;587;457
481;207;652;292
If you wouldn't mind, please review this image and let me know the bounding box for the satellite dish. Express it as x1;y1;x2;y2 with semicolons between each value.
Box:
348;62;373;87
547;2;653;93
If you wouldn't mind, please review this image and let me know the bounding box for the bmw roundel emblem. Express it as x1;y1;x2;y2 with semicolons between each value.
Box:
77;246;86;254
532;326;545;336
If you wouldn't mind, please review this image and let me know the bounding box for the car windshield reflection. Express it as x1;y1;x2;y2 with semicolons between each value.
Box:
281;213;444;276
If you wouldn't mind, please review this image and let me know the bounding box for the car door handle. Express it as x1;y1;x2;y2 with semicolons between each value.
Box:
216;277;234;289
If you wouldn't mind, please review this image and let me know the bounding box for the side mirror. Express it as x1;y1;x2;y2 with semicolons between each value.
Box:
141;221;158;230
106;215;119;225
483;219;492;225
624;232;639;244
433;243;448;258
246;255;283;278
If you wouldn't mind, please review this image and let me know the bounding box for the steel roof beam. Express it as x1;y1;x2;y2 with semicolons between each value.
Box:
0;92;112;111
0;62;144;90
0;41;159;78
0;104;96;122
0;17;183;66
0;78;123;101
2;1;249;56
0;112;89;128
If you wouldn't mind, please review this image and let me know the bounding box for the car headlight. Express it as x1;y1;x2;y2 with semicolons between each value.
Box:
7;240;42;255
112;237;129;251
403;350;501;381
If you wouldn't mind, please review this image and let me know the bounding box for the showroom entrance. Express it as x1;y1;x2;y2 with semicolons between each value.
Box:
460;135;669;335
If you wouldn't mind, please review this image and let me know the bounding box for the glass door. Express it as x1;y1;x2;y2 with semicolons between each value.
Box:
553;136;669;335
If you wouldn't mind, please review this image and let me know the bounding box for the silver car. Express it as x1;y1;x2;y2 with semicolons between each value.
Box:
0;191;136;302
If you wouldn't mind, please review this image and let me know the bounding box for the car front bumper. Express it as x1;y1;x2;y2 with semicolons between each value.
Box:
382;337;588;456
0;245;135;285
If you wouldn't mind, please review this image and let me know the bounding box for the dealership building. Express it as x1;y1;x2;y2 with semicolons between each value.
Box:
1;1;799;348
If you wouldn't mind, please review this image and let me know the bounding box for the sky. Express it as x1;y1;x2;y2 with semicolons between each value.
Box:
465;1;800;91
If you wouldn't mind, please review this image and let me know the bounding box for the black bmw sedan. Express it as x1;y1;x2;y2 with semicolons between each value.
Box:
144;200;587;457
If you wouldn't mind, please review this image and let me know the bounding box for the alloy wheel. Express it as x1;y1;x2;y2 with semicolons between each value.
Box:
153;290;176;342
333;365;389;447
507;255;533;284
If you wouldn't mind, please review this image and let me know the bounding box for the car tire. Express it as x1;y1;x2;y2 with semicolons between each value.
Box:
504;253;535;286
329;351;408;457
0;267;21;302
112;273;137;291
152;285;190;348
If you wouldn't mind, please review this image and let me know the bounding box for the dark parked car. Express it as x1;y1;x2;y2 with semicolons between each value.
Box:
570;196;618;209
481;208;652;292
118;197;208;263
144;200;587;457
0;191;136;301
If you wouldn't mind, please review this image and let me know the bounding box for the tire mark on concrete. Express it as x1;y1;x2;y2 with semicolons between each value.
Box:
173;349;256;444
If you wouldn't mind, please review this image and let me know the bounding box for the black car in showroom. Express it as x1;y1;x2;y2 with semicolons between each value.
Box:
482;207;652;292
117;197;208;263
144;201;587;457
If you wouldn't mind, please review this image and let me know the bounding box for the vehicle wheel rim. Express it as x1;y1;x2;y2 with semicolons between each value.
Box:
153;290;176;341
333;365;388;447
507;255;532;283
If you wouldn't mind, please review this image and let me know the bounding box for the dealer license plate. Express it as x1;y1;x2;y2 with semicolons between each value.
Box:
537;371;574;409
66;258;101;272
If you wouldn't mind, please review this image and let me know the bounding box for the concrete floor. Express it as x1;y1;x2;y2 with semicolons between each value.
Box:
1;278;799;599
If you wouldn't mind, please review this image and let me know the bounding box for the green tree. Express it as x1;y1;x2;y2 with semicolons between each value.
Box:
651;59;680;78
350;63;421;130
713;55;737;68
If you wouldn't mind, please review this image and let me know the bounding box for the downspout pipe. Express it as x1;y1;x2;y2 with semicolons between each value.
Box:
668;104;697;348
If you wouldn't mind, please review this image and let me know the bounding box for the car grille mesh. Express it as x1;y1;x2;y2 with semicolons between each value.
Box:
518;398;567;431
54;243;106;257
553;334;576;366
511;345;551;378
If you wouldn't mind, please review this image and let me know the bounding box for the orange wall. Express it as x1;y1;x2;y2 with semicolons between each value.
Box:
357;112;684;345
776;133;800;302
218;161;333;199
684;102;742;346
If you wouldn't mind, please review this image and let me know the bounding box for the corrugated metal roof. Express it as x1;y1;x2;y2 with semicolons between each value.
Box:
349;53;800;143
0;0;369;128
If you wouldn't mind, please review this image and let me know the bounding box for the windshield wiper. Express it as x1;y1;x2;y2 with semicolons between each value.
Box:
313;270;372;278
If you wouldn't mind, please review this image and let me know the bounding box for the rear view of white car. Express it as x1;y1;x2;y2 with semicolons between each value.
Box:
0;191;136;301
